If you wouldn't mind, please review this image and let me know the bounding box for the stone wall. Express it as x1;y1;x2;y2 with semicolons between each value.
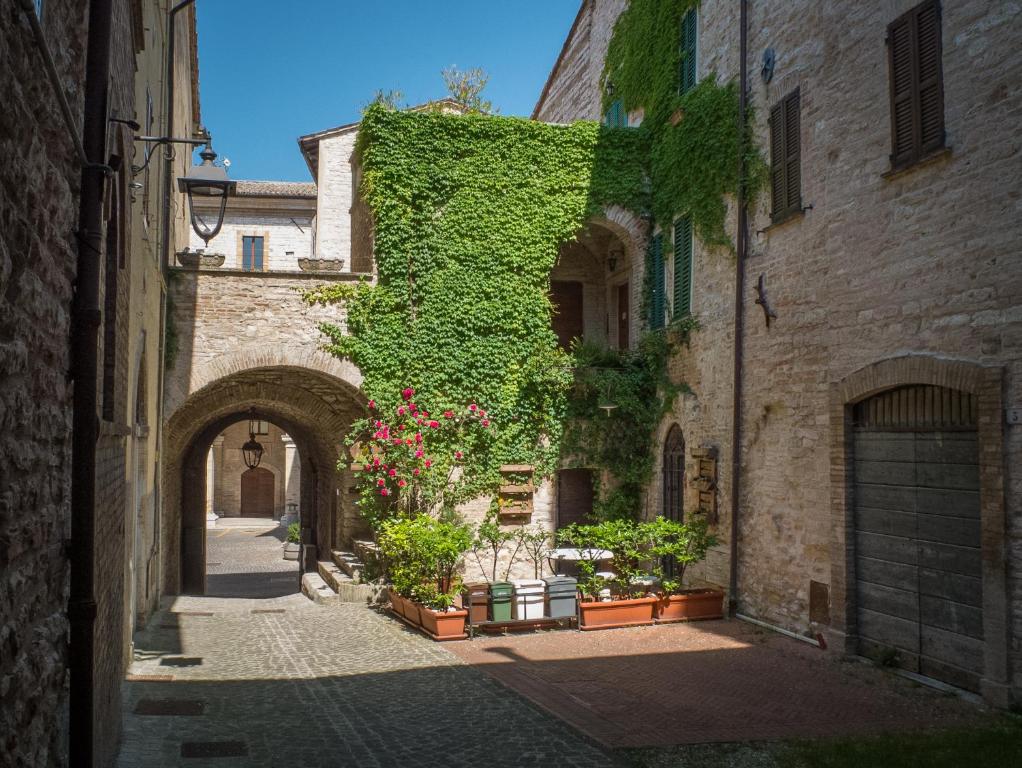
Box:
0;3;86;764
537;0;1021;702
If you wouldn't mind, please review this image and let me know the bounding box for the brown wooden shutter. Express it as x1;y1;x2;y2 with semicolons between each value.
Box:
888;0;944;170
770;88;800;223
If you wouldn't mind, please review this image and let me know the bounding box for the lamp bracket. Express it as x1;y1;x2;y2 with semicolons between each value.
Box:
131;136;210;176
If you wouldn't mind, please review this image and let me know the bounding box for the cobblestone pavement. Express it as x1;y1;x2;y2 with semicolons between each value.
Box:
204;524;299;599
117;595;615;767
447;618;988;749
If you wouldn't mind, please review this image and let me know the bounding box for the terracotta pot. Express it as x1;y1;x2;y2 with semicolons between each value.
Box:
414;603;468;641
578;595;656;630
655;589;725;623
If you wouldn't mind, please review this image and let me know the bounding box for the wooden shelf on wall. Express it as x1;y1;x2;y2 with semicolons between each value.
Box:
498;465;535;520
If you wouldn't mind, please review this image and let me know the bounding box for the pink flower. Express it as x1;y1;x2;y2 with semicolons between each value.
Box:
373;431;383;439
397;406;406;416
380;488;389;496
372;457;381;467
374;420;382;427
413;468;421;477
424;459;432;468
429;420;440;428
368;400;376;409
393;438;403;445
388;469;396;477
482;419;490;427
454;450;463;460
444;410;454;420
376;478;385;487
415;432;423;444
399;424;406;431
405;439;413;445
397;479;407;488
417;418;424;425
402;387;415;401
468;403;478;412
415;449;424;458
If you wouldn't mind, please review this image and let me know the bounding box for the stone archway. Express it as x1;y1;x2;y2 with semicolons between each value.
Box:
828;354;1009;705
163;365;365;596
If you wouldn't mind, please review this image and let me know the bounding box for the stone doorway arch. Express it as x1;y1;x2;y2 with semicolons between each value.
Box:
163;365;365;595
828;355;1009;705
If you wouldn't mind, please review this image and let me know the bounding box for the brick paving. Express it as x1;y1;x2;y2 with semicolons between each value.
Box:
446;619;988;749
204;524;300;599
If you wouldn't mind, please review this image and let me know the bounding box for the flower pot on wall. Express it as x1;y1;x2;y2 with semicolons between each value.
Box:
578;595;656;630
176;251;225;268
655;589;725;624
297;257;344;272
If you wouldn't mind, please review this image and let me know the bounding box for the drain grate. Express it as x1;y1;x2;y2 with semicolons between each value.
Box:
171;611;214;617
159;657;204;667
125;674;174;682
205;562;222;566
181;741;248;758
251;608;286;614
134;699;205;716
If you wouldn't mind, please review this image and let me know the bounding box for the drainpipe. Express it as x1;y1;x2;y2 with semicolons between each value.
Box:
68;0;114;763
728;0;749;617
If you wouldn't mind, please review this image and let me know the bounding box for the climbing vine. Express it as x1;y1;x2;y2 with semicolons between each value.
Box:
603;0;766;249
306;106;647;504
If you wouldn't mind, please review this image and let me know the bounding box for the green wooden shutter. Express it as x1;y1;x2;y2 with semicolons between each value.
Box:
650;233;665;330
680;10;697;94
673;217;692;318
604;99;624;128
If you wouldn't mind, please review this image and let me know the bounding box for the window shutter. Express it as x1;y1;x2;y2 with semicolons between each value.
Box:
650;233;665;330
783;90;801;213
605;99;624;128
917;2;944;152
673;217;692;318
680;10;697;95
770;101;786;219
888;0;944;169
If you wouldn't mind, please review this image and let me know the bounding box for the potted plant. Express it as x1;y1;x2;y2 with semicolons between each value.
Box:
377;514;473;641
557;519;658;630
646;516;723;623
283;522;301;561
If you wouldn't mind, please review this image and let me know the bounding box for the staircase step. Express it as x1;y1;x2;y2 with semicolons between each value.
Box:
330;550;365;583
301;572;338;605
317;561;382;604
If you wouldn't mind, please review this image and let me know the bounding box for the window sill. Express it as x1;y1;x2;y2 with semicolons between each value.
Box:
883;146;952;180
757;205;808;236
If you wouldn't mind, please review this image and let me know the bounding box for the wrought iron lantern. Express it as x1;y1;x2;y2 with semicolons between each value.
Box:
241;427;264;470
177;142;236;244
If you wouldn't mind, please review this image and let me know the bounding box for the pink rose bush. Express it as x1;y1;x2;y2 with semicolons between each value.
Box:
350;387;494;529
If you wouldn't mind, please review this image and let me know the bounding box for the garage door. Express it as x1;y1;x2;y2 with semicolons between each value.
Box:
853;385;982;692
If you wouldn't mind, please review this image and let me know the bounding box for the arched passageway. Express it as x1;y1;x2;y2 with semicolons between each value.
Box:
163;364;364;595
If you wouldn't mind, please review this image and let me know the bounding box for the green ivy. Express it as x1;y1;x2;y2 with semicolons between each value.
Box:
306;106;647;500
603;0;766;248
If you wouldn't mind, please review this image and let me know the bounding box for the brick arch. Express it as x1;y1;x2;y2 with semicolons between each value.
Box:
828;354;1010;706
163;368;364;596
165;344;363;416
587;204;646;263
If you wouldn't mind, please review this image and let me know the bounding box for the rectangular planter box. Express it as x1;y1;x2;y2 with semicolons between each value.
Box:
416;604;468;641
579;595;657;630
655;589;725;624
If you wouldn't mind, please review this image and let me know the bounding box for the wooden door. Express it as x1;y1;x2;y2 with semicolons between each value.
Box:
617;282;630;351
550;280;584;351
241;467;275;518
556;469;594;530
853;385;981;691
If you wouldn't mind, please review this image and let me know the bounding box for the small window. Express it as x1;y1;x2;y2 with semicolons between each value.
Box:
672;217;693;319
770;88;801;223
679;9;697;95
249;420;269;435
648;233;665;330
603;99;626;128
241;236;264;271
887;0;945;171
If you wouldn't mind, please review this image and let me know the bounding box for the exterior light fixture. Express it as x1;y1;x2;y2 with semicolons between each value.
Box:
598;380;618;416
242;426;264;470
177;142;236;245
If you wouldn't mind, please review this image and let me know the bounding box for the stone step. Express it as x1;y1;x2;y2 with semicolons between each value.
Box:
317;560;382;604
330;550;365;583
301;572;339;605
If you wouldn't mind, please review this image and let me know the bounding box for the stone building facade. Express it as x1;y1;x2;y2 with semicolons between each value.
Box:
536;0;1021;705
0;0;201;764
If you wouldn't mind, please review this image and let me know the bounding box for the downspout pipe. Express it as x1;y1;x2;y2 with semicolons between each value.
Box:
728;0;749;616
68;0;114;764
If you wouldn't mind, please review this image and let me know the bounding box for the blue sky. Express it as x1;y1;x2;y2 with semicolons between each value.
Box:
195;1;581;181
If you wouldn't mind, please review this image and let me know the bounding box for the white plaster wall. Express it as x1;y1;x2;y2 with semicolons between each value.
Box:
315;130;358;264
187;211;314;271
